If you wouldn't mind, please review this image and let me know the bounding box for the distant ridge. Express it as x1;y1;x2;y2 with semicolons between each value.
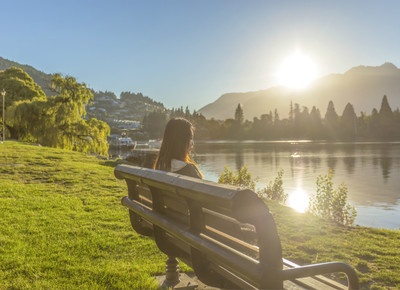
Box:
199;63;400;120
0;57;54;96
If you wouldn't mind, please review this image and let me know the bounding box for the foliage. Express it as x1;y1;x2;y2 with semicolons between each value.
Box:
0;67;46;128
2;68;109;155
0;56;53;97
308;170;357;225
234;103;244;124
120;91;165;107
118;91;400;142
142;110;168;138
218;166;256;191
258;169;287;203
340;102;357;139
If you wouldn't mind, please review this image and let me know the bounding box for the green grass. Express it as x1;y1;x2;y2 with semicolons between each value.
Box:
1;142;399;289
0;142;169;289
266;201;400;289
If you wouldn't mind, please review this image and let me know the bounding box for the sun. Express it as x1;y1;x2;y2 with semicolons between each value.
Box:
278;51;317;89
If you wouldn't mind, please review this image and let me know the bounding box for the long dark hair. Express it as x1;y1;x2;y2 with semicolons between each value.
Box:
154;118;201;175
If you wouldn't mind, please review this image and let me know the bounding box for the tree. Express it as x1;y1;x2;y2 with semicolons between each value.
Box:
184;106;191;119
378;95;394;139
356;112;368;139
234;103;244;124
289;101;294;122
369;108;380;138
309;170;357;225
309;106;323;139
324;100;339;140
273;109;280;124
0;67;46;108
325;100;339;124
340;103;357;140
142;110;168;138
293;103;302;138
379;95;393;116
6;72;110;155
0;67;46;138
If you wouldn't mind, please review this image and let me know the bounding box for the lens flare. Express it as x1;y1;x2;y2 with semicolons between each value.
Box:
287;188;309;213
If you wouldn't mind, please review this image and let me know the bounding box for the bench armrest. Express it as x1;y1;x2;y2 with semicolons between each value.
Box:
281;261;359;290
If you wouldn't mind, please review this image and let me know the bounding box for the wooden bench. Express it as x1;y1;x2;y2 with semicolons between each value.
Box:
115;164;359;289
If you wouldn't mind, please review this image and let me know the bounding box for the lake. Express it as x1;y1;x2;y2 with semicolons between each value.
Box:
192;141;400;230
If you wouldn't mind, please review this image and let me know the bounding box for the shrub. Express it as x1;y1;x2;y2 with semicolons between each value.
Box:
308;169;357;225
258;169;287;204
218;166;256;191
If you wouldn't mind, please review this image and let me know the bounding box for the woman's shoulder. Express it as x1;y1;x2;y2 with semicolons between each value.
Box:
175;163;203;179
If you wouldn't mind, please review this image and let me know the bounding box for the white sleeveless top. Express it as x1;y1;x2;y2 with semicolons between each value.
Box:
170;159;188;172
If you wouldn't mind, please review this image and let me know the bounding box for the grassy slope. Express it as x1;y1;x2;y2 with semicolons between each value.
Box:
0;142;170;289
267;201;400;289
0;142;399;289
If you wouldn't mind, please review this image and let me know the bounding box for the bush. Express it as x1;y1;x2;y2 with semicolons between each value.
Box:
218;166;256;191
308;170;357;225
258;169;287;204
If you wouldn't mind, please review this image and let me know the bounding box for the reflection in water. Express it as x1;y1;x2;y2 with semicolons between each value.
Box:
379;144;393;181
310;157;322;173
235;149;244;171
381;157;392;181
287;188;309;213
343;157;356;175
194;141;400;229
326;157;338;173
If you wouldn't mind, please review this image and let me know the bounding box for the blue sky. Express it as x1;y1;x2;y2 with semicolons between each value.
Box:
2;1;400;110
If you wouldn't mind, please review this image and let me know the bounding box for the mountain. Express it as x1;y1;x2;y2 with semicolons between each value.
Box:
0;56;54;96
199;63;400;120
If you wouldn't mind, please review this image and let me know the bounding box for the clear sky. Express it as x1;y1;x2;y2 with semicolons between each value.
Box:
2;1;399;110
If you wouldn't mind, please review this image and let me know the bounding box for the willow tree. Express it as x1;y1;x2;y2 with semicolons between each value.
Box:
0;67;47;138
42;74;109;155
5;71;109;156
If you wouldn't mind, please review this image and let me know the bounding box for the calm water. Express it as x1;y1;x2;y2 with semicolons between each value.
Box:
192;141;400;230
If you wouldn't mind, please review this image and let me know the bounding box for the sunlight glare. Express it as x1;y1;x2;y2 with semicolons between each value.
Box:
278;51;317;90
287;188;309;213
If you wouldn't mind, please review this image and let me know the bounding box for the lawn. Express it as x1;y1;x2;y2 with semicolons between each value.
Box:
0;142;399;289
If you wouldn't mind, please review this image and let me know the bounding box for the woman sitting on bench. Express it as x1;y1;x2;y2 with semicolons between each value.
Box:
153;117;203;179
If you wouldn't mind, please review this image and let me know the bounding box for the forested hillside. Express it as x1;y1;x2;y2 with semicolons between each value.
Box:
199;63;400;120
0;57;54;97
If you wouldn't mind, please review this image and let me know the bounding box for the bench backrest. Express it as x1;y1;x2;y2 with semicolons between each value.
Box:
115;164;283;289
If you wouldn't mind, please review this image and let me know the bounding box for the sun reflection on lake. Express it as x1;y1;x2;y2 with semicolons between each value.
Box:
287;188;309;213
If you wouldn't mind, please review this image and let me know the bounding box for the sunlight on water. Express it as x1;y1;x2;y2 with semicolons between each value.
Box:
287;188;309;213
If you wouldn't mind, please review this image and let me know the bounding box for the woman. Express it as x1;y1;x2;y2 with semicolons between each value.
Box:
153;118;203;179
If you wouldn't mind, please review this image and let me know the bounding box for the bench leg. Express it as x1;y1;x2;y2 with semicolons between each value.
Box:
165;256;180;285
